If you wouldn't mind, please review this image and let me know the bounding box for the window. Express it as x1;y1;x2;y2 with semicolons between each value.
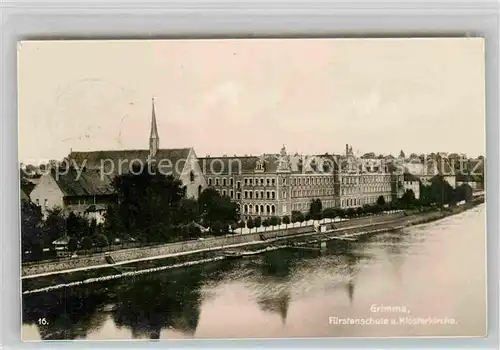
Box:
230;190;234;198
272;191;276;199
249;204;253;214
237;192;241;199
244;191;248;199
266;191;270;199
208;178;212;186
249;191;253;199
244;204;248;214
244;178;248;186
249;178;253;186
267;178;271;186
222;190;227;196
283;191;287;199
215;178;220;186
260;190;264;199
190;171;195;182
272;178;276;186
222;178;227;186
255;191;259;199
282;178;286;186
230;178;234;186
255;205;260;214
237;181;241;188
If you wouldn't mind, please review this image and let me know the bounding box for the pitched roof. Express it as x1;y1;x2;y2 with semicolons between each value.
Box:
199;156;259;175
199;154;339;175
69;148;192;178
51;168;115;197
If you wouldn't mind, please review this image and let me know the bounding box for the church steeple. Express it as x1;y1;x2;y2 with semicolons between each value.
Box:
149;97;159;157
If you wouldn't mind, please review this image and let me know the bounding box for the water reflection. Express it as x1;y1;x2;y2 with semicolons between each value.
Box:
23;205;486;339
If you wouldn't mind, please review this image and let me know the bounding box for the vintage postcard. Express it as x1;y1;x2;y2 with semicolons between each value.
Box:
19;38;486;340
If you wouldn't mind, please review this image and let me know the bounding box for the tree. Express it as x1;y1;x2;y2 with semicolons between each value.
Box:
88;218;97;236
187;223;202;239
81;236;93;251
253;217;262;231
269;216;281;227
400;189;416;209
230;222;238;233
262;219;270;231
238;220;246;234
211;221;224;236
376;195;386;207
246;218;255;232
291;210;302;224
296;212;305;226
198;188;239;229
112;164;185;243
309;198;323;220
66;212;88;240
282;215;291;229
20;200;43;260
176;198;200;225
94;233;109;249
43;207;66;247
67;236;78;253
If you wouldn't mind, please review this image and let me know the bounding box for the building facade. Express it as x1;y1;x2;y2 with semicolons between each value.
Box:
336;145;394;209
200;146;338;220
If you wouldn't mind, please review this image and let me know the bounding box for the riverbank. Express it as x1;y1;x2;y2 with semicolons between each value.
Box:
22;198;484;294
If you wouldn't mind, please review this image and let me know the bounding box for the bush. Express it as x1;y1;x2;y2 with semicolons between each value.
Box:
94;233;109;248
282;215;291;226
211;221;224;236
246;218;255;231
81;236;93;250
68;236;78;252
254;217;262;229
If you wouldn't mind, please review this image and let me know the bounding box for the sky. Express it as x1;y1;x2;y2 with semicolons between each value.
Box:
17;38;485;165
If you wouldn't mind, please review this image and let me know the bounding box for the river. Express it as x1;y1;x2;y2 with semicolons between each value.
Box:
22;204;486;340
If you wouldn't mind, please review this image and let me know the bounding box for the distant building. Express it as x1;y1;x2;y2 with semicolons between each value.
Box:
403;172;420;199
337;144;394;209
29;168;115;222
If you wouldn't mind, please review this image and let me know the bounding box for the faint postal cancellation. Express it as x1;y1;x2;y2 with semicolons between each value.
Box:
18;38;485;341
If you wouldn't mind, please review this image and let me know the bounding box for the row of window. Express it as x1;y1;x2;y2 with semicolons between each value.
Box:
207;177;284;187
290;176;334;186
341;175;391;185
292;188;334;198
244;190;277;200
243;203;276;215
341;185;391;195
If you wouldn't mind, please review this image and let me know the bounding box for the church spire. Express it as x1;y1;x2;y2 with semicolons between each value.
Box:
149;97;159;157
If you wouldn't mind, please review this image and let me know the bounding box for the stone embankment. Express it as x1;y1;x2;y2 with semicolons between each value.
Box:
22;212;405;278
22;199;483;286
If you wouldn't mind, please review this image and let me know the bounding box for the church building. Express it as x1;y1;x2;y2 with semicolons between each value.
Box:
30;99;207;219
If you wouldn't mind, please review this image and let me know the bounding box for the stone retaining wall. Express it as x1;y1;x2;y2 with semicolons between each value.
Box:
22;212;405;277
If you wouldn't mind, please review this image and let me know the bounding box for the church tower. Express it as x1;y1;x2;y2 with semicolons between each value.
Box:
149;97;159;158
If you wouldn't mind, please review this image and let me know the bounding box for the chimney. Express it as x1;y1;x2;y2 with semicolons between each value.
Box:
345;144;349;155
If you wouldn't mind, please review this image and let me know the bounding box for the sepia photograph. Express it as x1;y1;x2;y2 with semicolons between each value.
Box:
18;38;486;340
